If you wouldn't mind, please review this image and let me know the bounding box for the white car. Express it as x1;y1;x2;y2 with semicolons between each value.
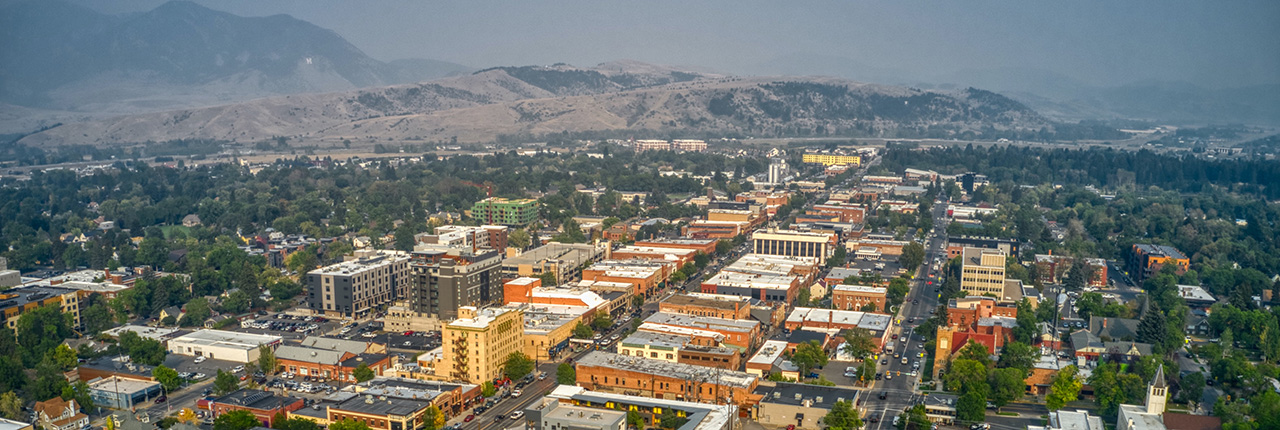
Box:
194;373;206;380
232;365;245;373
193;356;206;364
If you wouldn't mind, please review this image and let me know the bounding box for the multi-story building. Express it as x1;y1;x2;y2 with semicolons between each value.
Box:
640;312;761;351
574;351;759;405
634;238;718;255
440;306;524;384
580;259;672;297
946;296;1018;327
801;153;861;166
946;235;1021;258
671;139;707;152
808;202;867;224
33;398;89;430
752;230;836;265
659;294;752;320
325;392;434;430
0;286;81;332
752;382;862;429
415;225;509;253
960;247;1007;297
784;308;892;342
502;243;606;285
616;331;741;371
767;159;788;184
682;220;748;239
524;399;626;430
306;250;410;318
406;248;503;321
274;341;392;383
1128;244;1189;282
1028;409;1106;430
830;284;887;312
632;139;672;152
1034;254;1108;288
469;197;538;226
609;245;698;267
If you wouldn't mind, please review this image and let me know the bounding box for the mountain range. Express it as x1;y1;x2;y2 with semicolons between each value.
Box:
0;0;472;113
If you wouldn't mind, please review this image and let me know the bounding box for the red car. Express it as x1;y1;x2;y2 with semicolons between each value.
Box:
403;331;415;336
464;415;474;423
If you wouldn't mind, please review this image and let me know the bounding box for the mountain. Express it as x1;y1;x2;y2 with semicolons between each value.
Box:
16;64;1061;147
0;0;471;113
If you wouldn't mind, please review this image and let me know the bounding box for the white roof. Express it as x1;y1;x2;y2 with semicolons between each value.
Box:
88;376;159;394
1177;284;1215;302
832;284;886;294
527;287;608;309
103;325;181;341
703;271;794;290
171;329;280;350
748;340;788;365
447;306;518;329
637;323;725;341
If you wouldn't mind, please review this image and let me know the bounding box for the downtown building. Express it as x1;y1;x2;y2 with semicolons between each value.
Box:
305;250;410;319
751;230;837;265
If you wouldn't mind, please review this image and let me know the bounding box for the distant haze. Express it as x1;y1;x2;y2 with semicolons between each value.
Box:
66;0;1280;89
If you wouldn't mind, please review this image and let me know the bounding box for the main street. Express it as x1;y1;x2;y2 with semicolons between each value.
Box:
864;193;950;430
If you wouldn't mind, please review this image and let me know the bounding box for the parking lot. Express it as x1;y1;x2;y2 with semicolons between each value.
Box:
163;354;244;383
231;313;344;340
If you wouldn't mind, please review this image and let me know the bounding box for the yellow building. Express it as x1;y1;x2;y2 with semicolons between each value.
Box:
801;153;861;166
521;306;584;362
441;306;524;384
0;286;81;333
960;247;1006;296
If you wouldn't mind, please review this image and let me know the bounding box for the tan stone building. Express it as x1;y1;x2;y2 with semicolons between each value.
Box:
830;284;887;311
961;247;1007;296
440;306;524;384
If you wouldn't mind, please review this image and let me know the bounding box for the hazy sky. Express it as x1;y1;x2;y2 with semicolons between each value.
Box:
72;0;1280;89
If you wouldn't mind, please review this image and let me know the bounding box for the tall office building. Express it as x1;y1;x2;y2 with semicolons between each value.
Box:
440;306;524;384
751;230;836;265
960;247;1006;296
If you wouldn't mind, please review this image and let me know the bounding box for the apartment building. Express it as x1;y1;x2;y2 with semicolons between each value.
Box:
1034;254;1108;288
801;153;861;166
641;312;761;351
502;243;605;285
306;250;410;318
960;247;1007;297
414;225;509;253
440;306;525;384
580;259;672;297
0;286;81;332
470;198;538;226
406;248;503;321
1129;244;1189;282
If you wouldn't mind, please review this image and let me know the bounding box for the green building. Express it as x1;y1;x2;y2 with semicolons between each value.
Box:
470;197;538;226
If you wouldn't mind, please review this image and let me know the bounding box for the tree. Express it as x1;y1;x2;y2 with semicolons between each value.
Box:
179;409;199;424
422;405;445;430
1046;365;1082;411
996;341;1036;375
538;271;558;287
117;331;167;366
30;356;70;401
822;400;862;430
0;391;22;420
1180;371;1205;403
285;249;319;274
503;352;534;380
272;415;319;430
861;302;877;312
957;340;992;367
353;363;375;382
213;410;260;430
591;315;614;331
328;418;372;430
715;240;732;255
957;384;989;422
50;344;79;370
153;365;183;392
903;404;931;430
1137;303;1168;351
989;368;1025;412
900;242;925;270
258;345;277;375
572;322;594;339
214;370;240;395
64;380;94;414
557;362;576;385
15;303;73;366
508;229;532;250
945;359;988;393
841;329;877;360
1012;299;1039;344
0;357;26;393
627;410;645;429
790;340;828;376
828;245;848;268
481;381;496;398
658;410;689;429
179;297;211;327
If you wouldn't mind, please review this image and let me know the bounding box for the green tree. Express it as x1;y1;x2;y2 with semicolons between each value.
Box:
903;404;931;430
258;345;277;375
900;242;925;270
828;245;848;268
179;297;211;327
509;229;532;250
1180;372;1205;403
790;340;829;376
153;365;183;392
481;381;496;398
627;410;645;429
1137;303;1168;352
591;315;614;331
214;369;240;395
394;225;417;252
50;344;79;370
272;415;320;430
63;380;94;414
1012;299;1039;344
841;329;878;360
0;391;23;420
422;405;445;430
213;410;261;430
945;359;988;393
822;400;861;430
957;384;989;422
715;240;732;255
353;363;375;382
995;341;1036;375
15;303;73;366
572;322;593;339
30;356;70;401
957;340;992;367
658;410;689;430
117;331;167;366
327;418;372;430
557;362;576;385
285;249;319;274
989;368;1025;412
503;352;534;380
0;357;26;393
1046;365;1082;411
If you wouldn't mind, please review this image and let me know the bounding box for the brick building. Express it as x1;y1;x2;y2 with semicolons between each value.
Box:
830;284;887;312
659;294;752;320
575;351;759;406
209;389;305;427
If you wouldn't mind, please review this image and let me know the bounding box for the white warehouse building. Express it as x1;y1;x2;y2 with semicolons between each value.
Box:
167;329;282;363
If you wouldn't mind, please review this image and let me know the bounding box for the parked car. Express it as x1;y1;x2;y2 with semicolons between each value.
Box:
193;356;206;364
154;395;167;404
510;411;524;420
463;415;474;423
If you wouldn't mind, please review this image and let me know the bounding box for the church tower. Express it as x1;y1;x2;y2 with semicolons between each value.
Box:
1145;364;1168;414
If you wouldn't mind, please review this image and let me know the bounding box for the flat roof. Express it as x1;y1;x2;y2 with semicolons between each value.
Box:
215;389;301;410
637;323;726;341
503;243;601;266
619;331;691;350
751;230;835;242
831;284;886;294
88;376;159;394
662;293;748;311
171;330;281;350
644;312;759;333
753;381;860;408
748;340;788;365
447;306;519;329
577;352;756;388
545;385;734;430
309;252;408;277
103;325;183;341
537;401;626;427
702;272;794;290
0;418;31;430
332;393;430;417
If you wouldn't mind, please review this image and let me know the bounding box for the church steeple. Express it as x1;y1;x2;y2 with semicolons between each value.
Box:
1146;364;1168;414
